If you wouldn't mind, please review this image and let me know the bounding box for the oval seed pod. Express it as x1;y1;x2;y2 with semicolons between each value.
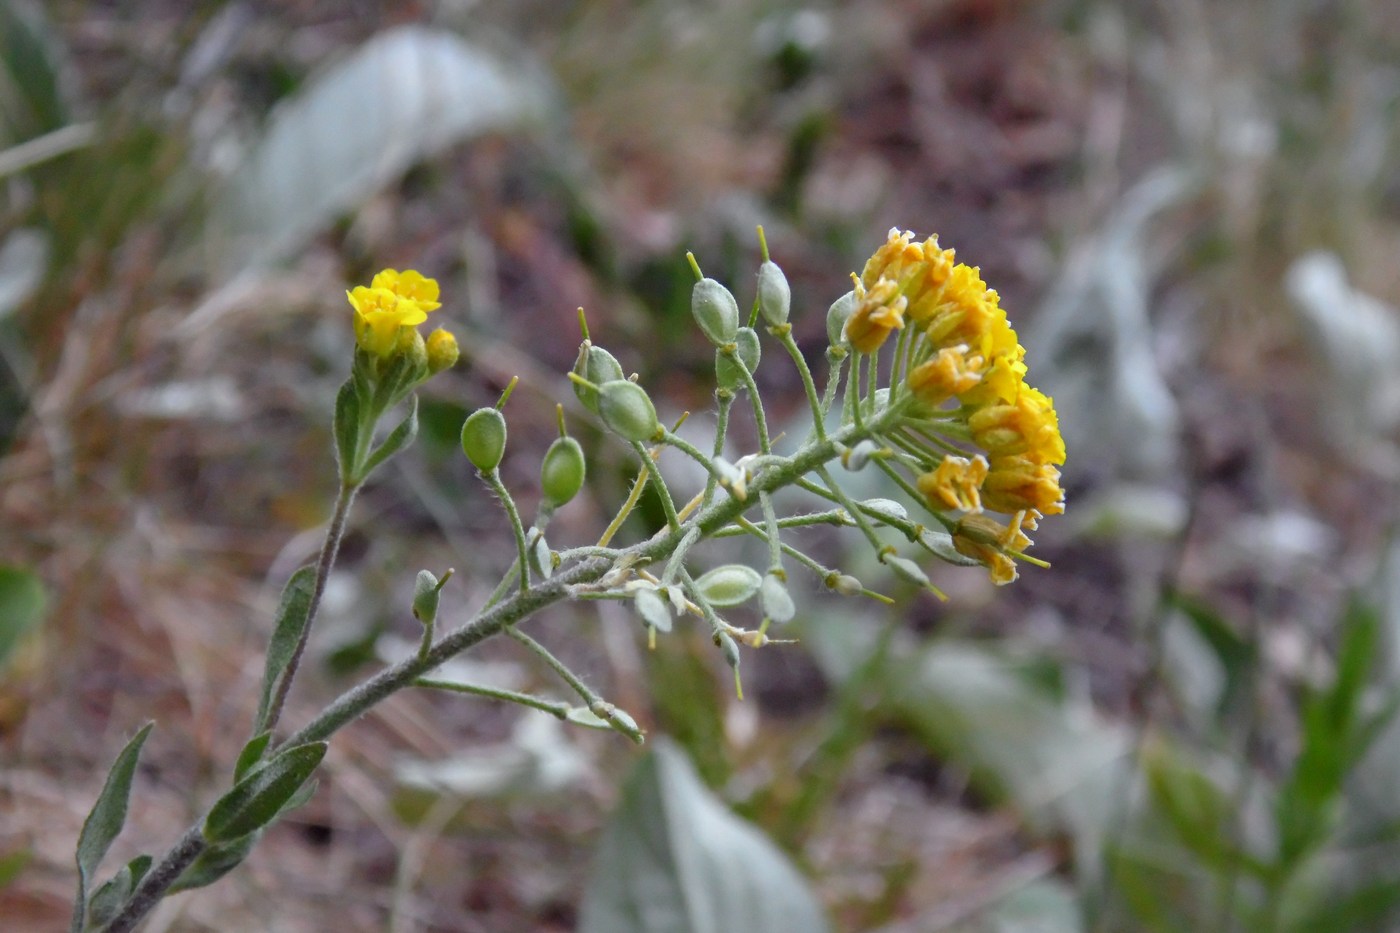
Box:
694;564;763;607
572;343;625;414
460;407;507;472
634;587;673;633
528;530;553;580
760;573;795;623
540;436;586;507
829;573;863;596
411;570;441;624
598;380;660;442
826;290;856;348
884;554;930;588
757;260;791;326
691;277;740;346
715;327;762;392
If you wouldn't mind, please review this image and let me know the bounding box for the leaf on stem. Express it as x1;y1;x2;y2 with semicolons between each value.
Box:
253;567;317;735
358;393;419;480
333;379;361;481
202;742;327;843
72;722;153;933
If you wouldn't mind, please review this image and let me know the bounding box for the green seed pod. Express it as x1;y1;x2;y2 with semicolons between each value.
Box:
883;554;930;588
461;407;507;472
692;277;740;346
694;564;763;607
829;573;863;596
540;436;586;508
827;289;856;348
861;498;909;524
757;260;791;326
528;530;553;580
760;573;795;623
840;439;880;471
715;327;762;392
411;570;441;625
572;342;625;414
634;587;673;633
598;380;660;442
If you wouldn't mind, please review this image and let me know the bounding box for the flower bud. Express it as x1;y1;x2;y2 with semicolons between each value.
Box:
715;327;762;392
426;328;459;374
598;380;660;442
572;342;625;414
540;436;586;508
757;260;791;326
460;407;507;472
826;290;855;347
692;277;740;346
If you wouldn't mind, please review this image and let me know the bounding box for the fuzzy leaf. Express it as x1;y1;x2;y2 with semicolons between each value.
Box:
167;835;257;894
202;742;326;843
358;394;418;480
333;379;361;481
253;567;317;735
72;723;153;933
234;732;272;784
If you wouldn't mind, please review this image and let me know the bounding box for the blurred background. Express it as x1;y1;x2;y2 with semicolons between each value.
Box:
3;0;1400;930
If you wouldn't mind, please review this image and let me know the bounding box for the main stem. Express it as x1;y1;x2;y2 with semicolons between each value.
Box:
101;407;901;933
262;479;359;735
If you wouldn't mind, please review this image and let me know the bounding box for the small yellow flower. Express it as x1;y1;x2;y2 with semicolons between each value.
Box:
426;328;460;374
952;512;1034;586
861;228;957;328
347;268;442;358
981;454;1065;516
968;386;1065;465
907;345;985;406
917;454;989;512
372;268;441;313
844;276;906;354
348;285;428;357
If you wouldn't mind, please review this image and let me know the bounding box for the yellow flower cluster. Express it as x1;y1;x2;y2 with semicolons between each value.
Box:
347;269;450;360
853;228;1065;584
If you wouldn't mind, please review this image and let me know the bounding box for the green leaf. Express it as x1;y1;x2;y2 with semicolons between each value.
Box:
0;563;46;668
208;25;547;274
71;722;153;933
253;566;316;735
234;732;272;783
579;738;829;933
202;742;326;843
357;394;418;480
1142;741;1244;873
333;379;362;482
84;855;149;930
167;835;257;893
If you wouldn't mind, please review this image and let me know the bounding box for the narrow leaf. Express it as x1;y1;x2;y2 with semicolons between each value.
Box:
234;732;272;783
357;394;418;480
84;863;135;930
203;742;326;843
579;738;829;933
253;567;316;734
71;722;153;933
333;379;361;482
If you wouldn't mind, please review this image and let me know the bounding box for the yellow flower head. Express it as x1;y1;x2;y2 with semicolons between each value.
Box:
844;276;907;354
348;286;427;357
917;454;989;513
347;268;441;358
372;268;441;313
